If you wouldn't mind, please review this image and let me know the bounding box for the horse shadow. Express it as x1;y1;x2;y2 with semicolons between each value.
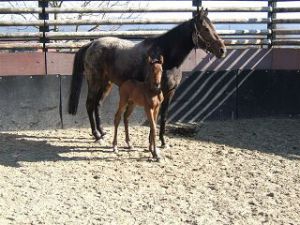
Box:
166;118;300;160
0;132;149;168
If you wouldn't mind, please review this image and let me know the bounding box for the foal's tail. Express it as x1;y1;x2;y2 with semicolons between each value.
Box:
68;43;91;115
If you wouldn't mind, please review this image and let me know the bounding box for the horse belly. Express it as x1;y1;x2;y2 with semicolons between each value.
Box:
130;89;145;107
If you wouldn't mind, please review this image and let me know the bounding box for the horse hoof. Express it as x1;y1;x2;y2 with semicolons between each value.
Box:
96;138;106;145
151;157;161;163
151;148;161;162
93;131;102;141
100;135;107;141
161;144;169;149
126;142;134;150
147;157;160;163
113;146;118;153
101;132;107;138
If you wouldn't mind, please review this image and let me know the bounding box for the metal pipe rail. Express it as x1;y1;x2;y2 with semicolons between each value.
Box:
273;19;300;24
274;7;300;12
0;0;299;50
0;39;271;50
0;29;271;41
0;6;274;14
0;18;271;27
45;6;272;13
0;8;41;14
274;29;300;35
273;40;300;46
0;6;298;14
0;0;275;1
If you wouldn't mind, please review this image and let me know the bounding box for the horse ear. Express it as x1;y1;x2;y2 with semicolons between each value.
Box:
199;7;208;18
204;8;208;16
159;55;164;64
196;7;205;21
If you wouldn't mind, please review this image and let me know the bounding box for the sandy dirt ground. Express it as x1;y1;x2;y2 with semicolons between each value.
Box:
0;118;299;225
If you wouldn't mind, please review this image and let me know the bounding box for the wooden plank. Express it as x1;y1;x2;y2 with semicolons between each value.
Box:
0;49;299;77
46;52;74;76
272;49;300;70
181;49;273;72
0;52;46;76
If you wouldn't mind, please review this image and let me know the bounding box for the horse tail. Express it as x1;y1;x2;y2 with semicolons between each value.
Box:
68;43;91;115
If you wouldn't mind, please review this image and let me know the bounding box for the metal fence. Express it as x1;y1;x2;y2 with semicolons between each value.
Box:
0;0;300;50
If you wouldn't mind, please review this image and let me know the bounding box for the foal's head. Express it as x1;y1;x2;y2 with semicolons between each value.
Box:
145;55;164;94
192;8;226;58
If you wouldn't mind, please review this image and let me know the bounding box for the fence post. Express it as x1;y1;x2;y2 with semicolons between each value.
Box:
267;0;277;48
38;0;49;52
192;0;202;14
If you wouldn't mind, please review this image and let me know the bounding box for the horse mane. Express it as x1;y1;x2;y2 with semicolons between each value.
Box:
144;18;195;70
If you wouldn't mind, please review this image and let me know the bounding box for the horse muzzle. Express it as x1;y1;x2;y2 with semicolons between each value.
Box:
219;47;227;58
151;84;161;94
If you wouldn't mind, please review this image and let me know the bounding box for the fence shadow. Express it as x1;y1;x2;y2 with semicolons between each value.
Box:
0;132;123;167
167;118;300;160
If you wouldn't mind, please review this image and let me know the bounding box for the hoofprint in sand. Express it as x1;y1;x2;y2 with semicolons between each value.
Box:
0;118;299;225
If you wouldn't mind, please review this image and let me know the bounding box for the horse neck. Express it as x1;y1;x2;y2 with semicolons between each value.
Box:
145;84;162;99
141;81;152;94
152;20;194;69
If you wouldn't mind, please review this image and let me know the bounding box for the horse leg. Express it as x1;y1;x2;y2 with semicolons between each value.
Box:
154;105;160;125
146;107;160;161
123;103;135;150
149;104;160;150
159;90;176;148
86;89;101;140
154;105;161;159
95;82;112;138
112;98;127;153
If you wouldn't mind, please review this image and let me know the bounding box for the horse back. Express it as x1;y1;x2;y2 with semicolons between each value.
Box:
85;37;149;86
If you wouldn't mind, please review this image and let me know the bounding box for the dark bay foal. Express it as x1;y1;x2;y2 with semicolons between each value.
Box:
113;56;164;161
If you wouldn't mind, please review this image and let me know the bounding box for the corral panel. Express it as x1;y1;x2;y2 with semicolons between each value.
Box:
237;70;300;118
169;70;237;123
0;75;61;130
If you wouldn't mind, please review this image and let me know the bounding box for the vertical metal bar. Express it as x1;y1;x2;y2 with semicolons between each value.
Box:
235;69;240;120
59;74;64;129
38;0;49;53
268;0;277;48
39;0;49;75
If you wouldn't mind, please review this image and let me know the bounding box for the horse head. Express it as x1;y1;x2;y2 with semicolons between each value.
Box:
146;55;164;94
192;8;226;58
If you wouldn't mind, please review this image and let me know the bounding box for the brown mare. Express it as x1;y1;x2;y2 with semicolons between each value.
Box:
113;56;164;160
68;9;226;148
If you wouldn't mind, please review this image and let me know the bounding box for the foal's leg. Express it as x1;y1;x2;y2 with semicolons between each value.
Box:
112;97;127;153
154;105;161;125
123;103;135;149
148;105;161;149
145;107;160;161
159;90;175;148
95;82;112;138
